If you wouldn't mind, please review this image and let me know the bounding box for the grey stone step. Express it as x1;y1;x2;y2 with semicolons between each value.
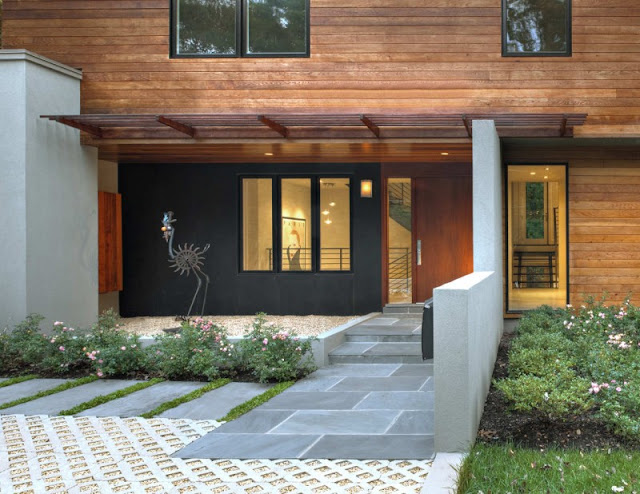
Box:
1;379;136;416
77;381;207;417
328;342;424;364
0;379;69;408
383;304;425;315
159;382;272;420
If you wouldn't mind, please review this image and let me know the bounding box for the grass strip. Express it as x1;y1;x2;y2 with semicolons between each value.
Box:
219;380;295;422
0;374;38;389
0;375;98;410
59;378;165;416
140;378;231;419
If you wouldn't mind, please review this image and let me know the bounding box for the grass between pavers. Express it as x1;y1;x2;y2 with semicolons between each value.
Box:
59;378;165;416
0;376;98;410
218;380;295;422
457;443;640;493
140;378;231;419
0;374;38;389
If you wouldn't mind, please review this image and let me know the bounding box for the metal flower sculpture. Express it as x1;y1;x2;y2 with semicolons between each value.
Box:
161;211;210;318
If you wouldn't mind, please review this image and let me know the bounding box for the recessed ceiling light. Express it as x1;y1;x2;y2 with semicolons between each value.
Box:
329;202;336;207
322;210;330;215
324;219;332;225
545;167;550;171
544;175;548;179
264;152;273;156
530;172;536;175
441;152;449;156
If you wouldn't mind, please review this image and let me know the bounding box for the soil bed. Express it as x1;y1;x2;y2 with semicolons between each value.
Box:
477;332;639;450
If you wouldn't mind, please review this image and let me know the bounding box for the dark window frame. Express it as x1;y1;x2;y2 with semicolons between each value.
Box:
170;0;310;58
504;162;570;314
501;0;572;57
239;174;353;274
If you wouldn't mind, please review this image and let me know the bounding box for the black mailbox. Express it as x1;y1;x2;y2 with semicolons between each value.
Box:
422;297;434;360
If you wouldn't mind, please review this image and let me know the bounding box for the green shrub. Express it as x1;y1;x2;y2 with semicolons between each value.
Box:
147;317;235;380
237;313;316;383
40;321;90;374
495;371;594;419
83;310;147;378
3;314;49;372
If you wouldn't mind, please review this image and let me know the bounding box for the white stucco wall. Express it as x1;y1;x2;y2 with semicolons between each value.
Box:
0;50;98;330
433;120;504;452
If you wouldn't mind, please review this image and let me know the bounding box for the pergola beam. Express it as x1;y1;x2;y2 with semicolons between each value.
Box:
157;116;196;137
56;116;103;138
258;115;288;138
360;114;380;138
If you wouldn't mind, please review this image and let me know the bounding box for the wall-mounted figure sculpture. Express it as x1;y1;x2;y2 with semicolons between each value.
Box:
161;211;210;318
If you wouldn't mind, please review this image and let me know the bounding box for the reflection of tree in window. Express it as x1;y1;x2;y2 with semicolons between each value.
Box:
505;0;568;53
526;182;545;239
177;0;237;55
247;0;306;54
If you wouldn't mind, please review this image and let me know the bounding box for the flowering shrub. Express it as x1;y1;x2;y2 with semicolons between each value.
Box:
0;314;50;374
237;313;316;383
497;298;640;438
146;317;235;380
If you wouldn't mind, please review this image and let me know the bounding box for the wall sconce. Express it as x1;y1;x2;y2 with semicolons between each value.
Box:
360;179;373;198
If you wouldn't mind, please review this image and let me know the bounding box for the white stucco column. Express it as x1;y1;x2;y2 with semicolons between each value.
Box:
0;50;98;330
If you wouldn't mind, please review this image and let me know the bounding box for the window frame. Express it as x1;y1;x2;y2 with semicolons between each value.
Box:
239;174;353;274
501;0;572;58
170;0;310;59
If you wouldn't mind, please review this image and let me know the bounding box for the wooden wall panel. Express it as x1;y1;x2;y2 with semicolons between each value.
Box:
504;145;640;307
98;191;123;294
3;0;640;136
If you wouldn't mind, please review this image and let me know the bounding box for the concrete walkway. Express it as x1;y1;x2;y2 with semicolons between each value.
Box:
176;362;434;460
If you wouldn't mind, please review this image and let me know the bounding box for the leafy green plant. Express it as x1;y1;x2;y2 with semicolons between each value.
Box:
0;375;38;388
237;313;316;383
146;317;235;380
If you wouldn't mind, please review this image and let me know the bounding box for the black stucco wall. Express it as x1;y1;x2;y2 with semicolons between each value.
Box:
119;163;381;316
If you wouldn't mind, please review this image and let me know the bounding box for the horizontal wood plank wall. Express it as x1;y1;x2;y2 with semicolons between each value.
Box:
98;191;123;294
504;145;640;307
2;0;640;136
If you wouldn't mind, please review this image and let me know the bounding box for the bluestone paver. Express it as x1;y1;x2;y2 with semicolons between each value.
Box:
303;434;434;459
311;364;399;377
1;379;136;416
364;318;398;326
420;377;434;391
77;381;207;417
271;410;400;434
365;342;422;356
0;379;68;408
354;391;433;410
260;391;368;410
288;375;344;392
329;376;427;392
212;410;295;433
392;364;433;377
174;433;321;459
159;382;272;420
387;411;434;434
329;342;375;355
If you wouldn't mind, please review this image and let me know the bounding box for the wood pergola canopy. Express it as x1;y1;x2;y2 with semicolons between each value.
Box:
42;112;587;140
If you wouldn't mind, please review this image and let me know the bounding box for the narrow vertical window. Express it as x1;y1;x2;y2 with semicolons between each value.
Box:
174;0;238;56
503;0;571;56
245;0;308;56
320;178;351;271
281;178;312;271
242;178;273;271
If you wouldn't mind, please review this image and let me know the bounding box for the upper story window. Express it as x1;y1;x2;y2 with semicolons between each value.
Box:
502;0;571;57
171;0;310;58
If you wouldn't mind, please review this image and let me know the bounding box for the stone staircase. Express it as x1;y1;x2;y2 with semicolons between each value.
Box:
328;307;425;364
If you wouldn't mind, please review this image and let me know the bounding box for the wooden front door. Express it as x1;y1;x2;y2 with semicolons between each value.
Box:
413;176;473;301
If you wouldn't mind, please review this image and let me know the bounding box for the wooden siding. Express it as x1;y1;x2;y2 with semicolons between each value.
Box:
504;144;640;307
98;191;123;294
2;1;640;137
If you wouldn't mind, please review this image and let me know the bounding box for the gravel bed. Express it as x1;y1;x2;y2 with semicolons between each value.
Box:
121;315;360;337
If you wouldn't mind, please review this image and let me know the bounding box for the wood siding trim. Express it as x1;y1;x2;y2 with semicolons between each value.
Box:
98;191;123;294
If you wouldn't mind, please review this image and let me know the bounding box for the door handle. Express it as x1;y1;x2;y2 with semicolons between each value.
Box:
417;239;422;266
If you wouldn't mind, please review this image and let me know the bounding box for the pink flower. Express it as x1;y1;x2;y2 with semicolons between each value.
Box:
296;347;301;352
97;370;103;378
262;347;266;351
54;321;63;326
612;380;617;384
602;383;609;389
98;359;103;364
59;346;65;352
120;346;126;351
617;387;622;392
263;338;268;345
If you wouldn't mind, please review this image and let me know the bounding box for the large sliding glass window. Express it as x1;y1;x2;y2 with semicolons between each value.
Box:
172;0;309;57
507;165;567;311
241;176;351;273
502;0;571;56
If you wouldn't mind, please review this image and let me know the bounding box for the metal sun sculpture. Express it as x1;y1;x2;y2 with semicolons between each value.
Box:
161;211;210;318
